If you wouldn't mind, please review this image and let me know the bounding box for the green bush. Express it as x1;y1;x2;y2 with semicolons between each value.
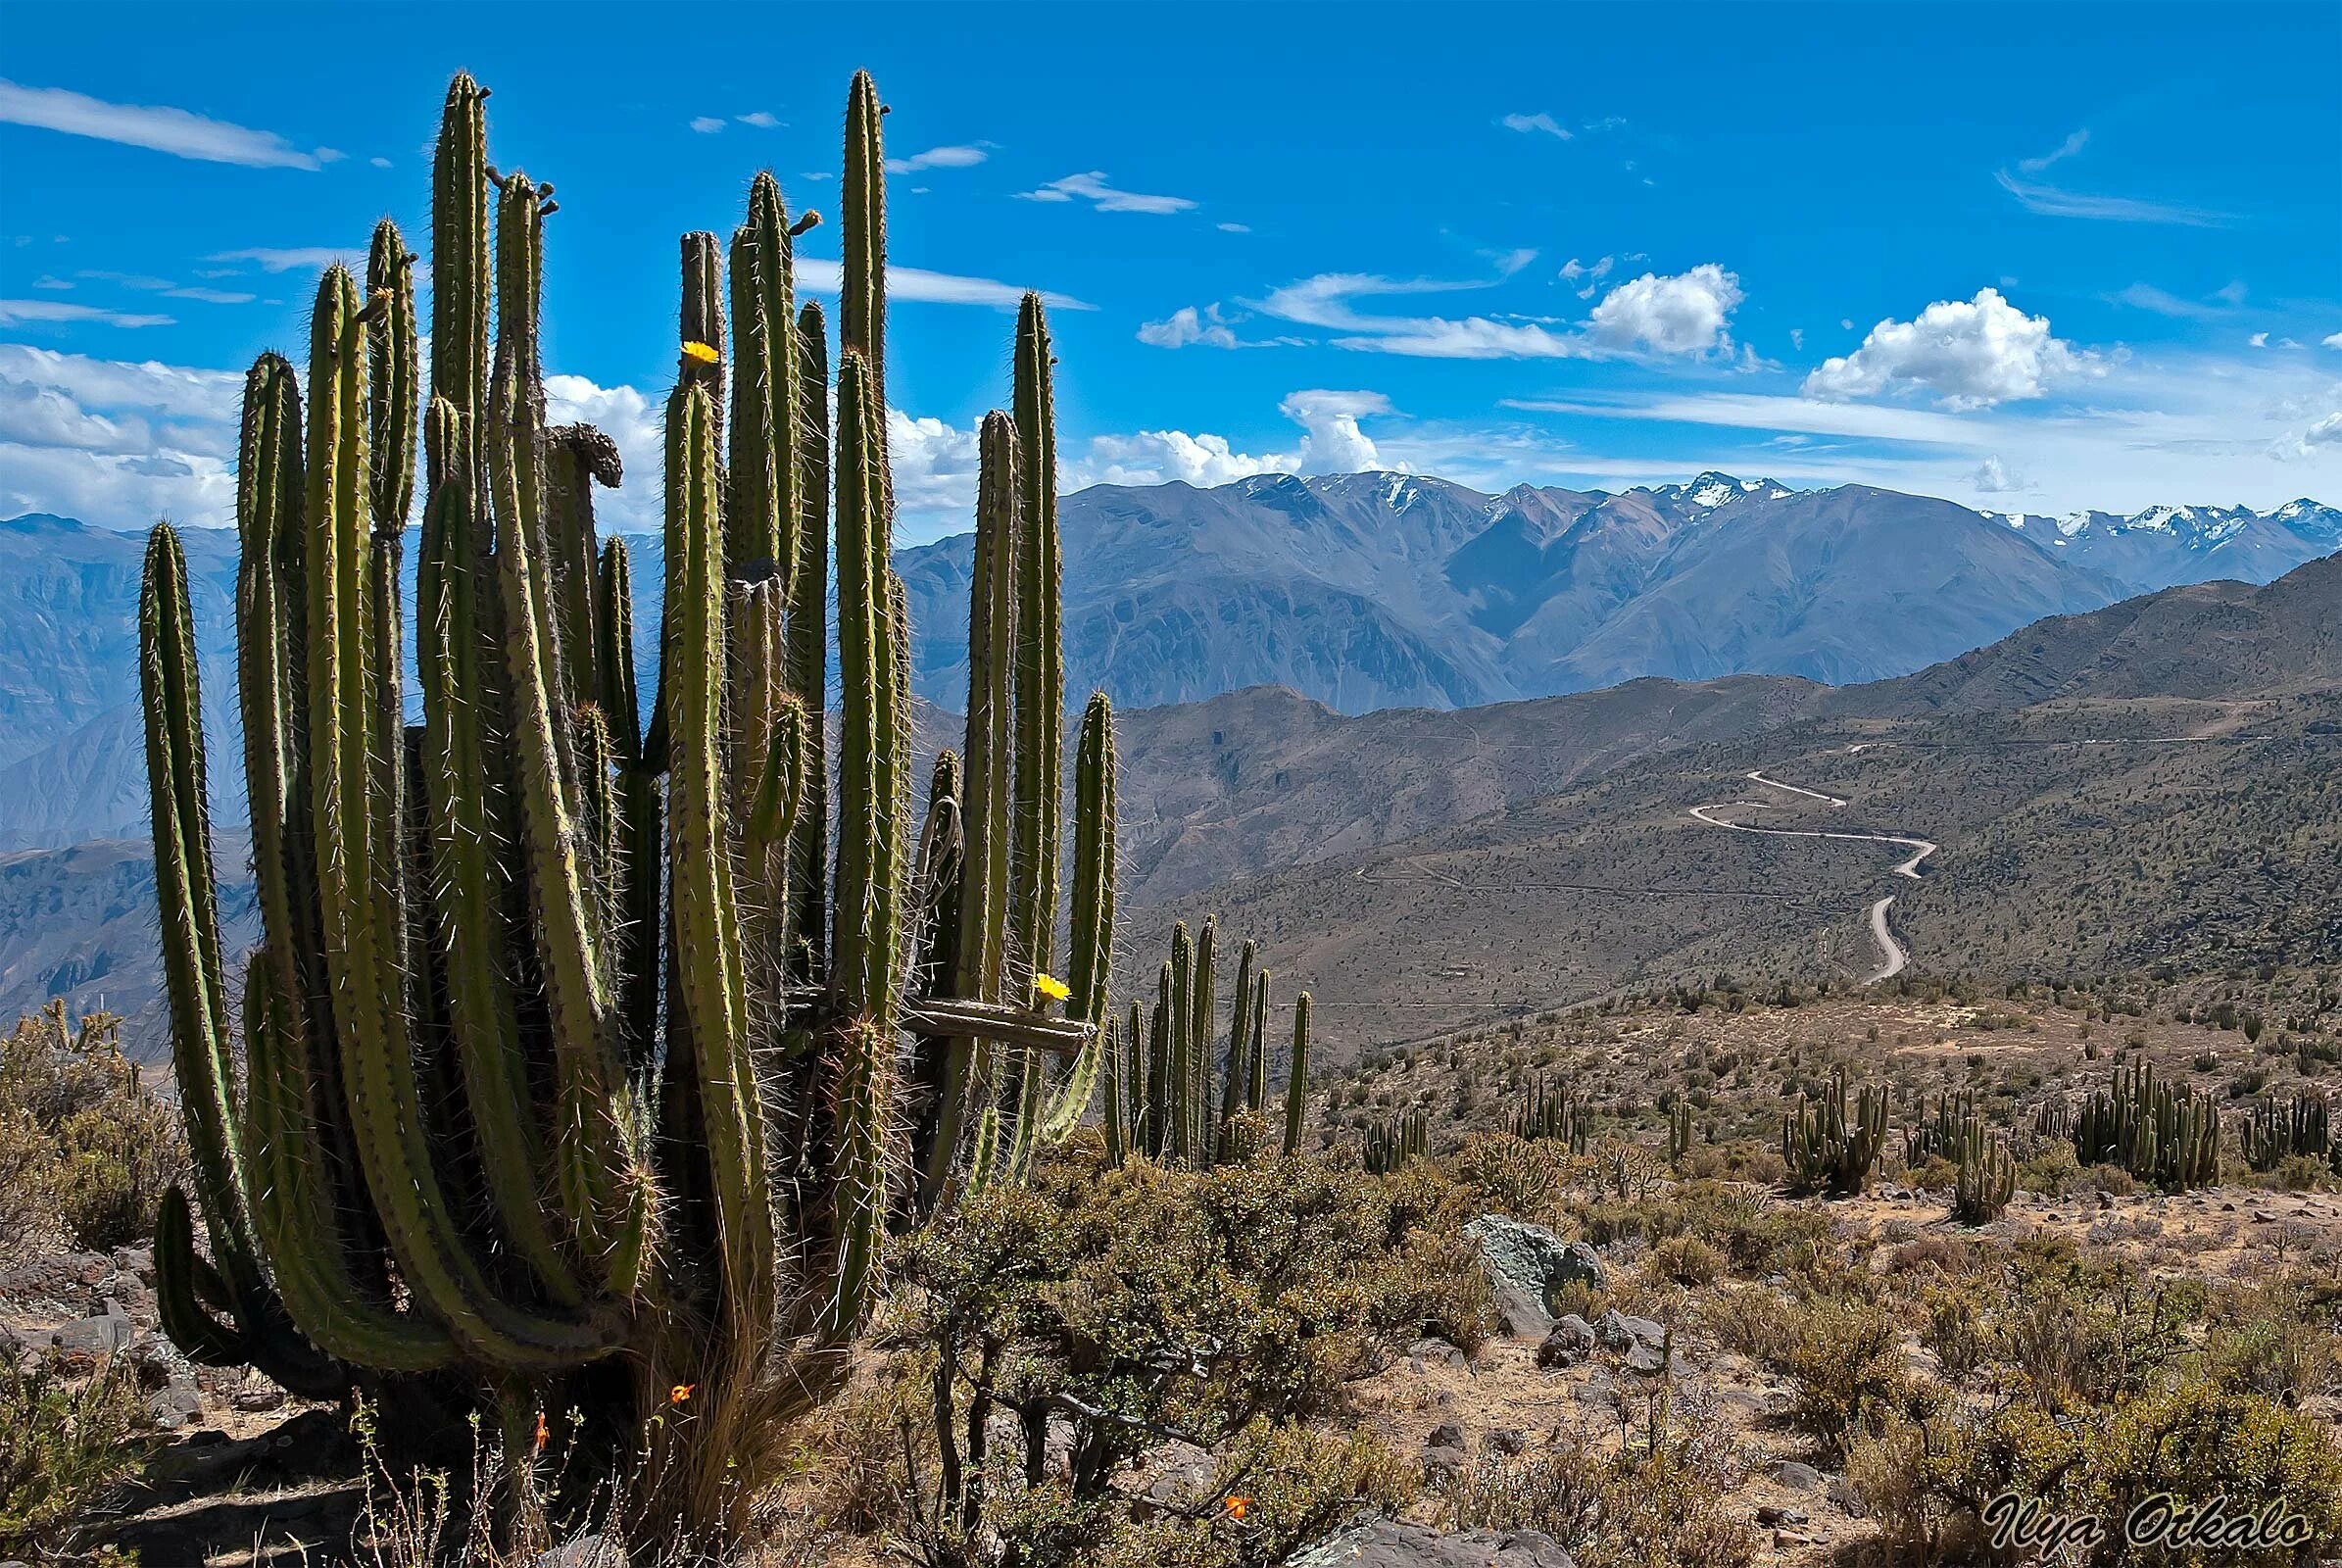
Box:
0;1003;185;1253
0;1354;150;1559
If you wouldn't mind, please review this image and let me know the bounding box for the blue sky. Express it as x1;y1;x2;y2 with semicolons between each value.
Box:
3;1;2338;544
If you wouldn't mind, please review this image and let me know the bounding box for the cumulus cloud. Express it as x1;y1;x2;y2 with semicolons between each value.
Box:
1974;455;2023;492
1067;389;1399;489
1136;303;1300;350
0;78;332;169
1586;264;1743;356
689;117;724;133
1017;172;1195;215
2296;413;2342;451
1501;112;1571;139
886;144;986;173
2325;331;2342;350
1802;288;2095;409
0;345;240;525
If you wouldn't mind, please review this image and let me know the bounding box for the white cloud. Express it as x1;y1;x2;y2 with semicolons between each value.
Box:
795;257;1092;313
1257;263;1741;362
1501;112;1571;140
736;112;781;129
1993;170;2226;227
1017;172;1195;215
205;245;365;273
0;78;329;169
2110;282;2224;318
2325;332;2342;350
2293;413;2342;451
1136;303;1300;351
1974;455;2023;493
2017;127;2089;173
689;117;724;134
1217;221;1250;233
2249;332;2270;349
0;346;239;525
0;299;172;328
369;155;392;169
886;144;986;173
1586;265;1743;356
1802;288;2095;410
1068;388;1399;489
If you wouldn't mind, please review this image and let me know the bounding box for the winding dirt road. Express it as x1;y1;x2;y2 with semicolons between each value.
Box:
1687;768;1935;984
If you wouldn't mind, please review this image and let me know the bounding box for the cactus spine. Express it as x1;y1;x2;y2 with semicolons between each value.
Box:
144;72;1114;1540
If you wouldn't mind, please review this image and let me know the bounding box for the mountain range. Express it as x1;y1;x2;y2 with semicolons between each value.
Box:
0;474;2332;852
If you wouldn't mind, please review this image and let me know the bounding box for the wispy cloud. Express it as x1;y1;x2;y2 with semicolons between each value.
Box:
887;144;987;173
1254;261;1743;363
795;257;1092;312
736;112;781;129
689;116;724;134
1017;172;1195;215
0;79;329;170
1994;170;2228;227
2108;281;2238;319
1500;112;1571;140
0;299;172;328
2017;127;2089;173
204;246;365;273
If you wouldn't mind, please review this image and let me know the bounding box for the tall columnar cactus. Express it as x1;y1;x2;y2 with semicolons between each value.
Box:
1952;1116;2017;1225
1108;917;1310;1168
1363;1109;1430;1176
2073;1060;2220;1191
1904;1090;1976;1167
2241;1092;2330;1173
1781;1067;1887;1196
1510;1076;1591;1152
144;71;1114;1541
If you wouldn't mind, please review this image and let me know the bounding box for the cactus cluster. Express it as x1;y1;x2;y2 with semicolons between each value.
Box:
1363;1108;1430;1175
143;71;1113;1535
1951;1116;2017;1225
1903;1090;1977;1167
1509;1076;1591;1152
2240;1092;2332;1174
1781;1067;1886;1196
1667;1100;1696;1164
1103;917;1312;1165
2070;1061;2220;1191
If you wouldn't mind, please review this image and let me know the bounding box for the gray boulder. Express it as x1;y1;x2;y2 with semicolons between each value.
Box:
1286;1517;1576;1567
1537;1313;1596;1368
1462;1216;1606;1339
48;1309;133;1366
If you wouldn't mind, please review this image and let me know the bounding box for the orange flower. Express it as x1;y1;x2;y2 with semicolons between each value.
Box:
669;1383;697;1405
1223;1495;1251;1522
533;1412;550;1452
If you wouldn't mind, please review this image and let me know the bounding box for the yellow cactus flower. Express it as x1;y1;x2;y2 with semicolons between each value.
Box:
681;340;718;364
1033;972;1071;1003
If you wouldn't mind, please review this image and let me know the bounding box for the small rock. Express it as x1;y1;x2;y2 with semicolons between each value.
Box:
533;1537;629;1568
1421;1444;1469;1476
1484;1428;1531;1456
1770;1460;1825;1492
232;1389;287;1413
1537;1315;1595;1369
48;1311;134;1367
1593;1310;1665;1352
1827;1474;1868;1517
1408;1336;1468;1369
146;1383;204;1429
1285;1517;1577;1567
112;1245;155;1280
1427;1422;1466;1451
1756;1505;1808;1527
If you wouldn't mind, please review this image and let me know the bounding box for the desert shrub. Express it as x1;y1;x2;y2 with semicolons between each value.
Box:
892;1142;1479;1560
0;1003;185;1253
1106;1421;1414;1568
1705;1286;1921;1459
1993;1239;2202;1409
1442;1387;1756;1568
1450;1132;1570;1221
1856;1379;2342;1566
2017;1138;2081;1198
0;1353;150;1559
1645;1235;1725;1288
2201;1277;2336;1405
